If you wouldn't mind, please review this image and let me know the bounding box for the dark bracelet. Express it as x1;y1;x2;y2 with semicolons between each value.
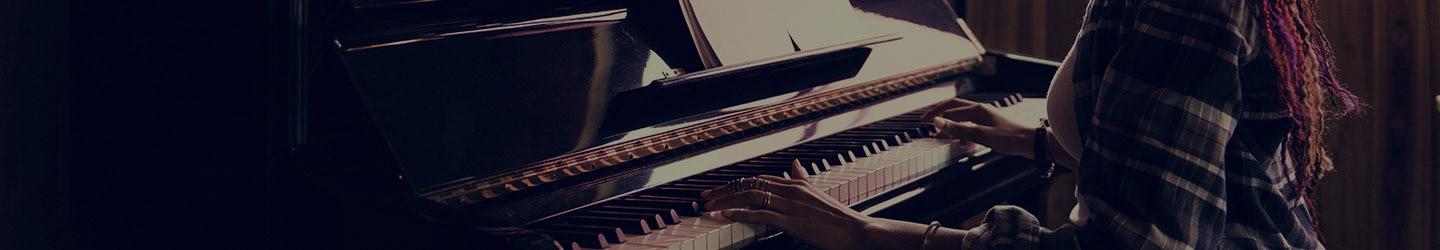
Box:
1034;126;1055;179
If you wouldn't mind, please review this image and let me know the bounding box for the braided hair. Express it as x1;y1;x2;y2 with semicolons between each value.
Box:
1256;0;1364;226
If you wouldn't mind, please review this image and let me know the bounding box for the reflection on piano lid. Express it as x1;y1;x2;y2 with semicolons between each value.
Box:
296;0;1068;248
335;0;983;204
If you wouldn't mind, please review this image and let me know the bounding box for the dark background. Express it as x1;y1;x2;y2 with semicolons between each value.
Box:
1;0;281;249
961;1;1440;249
3;0;1436;249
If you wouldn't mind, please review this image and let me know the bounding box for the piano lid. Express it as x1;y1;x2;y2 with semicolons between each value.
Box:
335;0;983;192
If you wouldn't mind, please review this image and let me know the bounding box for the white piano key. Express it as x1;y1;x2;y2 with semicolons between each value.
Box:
610;242;668;250
808;177;846;200
620;226;698;250
597;122;1006;250
732;222;769;248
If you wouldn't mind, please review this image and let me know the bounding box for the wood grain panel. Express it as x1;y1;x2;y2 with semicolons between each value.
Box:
1317;0;1437;248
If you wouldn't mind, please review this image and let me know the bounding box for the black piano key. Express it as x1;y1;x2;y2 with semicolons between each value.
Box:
595;205;683;225
579;210;667;230
849;127;922;140
871;119;922;126
712;168;789;179
826;134;899;147
642;187;707;199
985;94;1007;105
971;93;1010;106
559;241;580;250
535;224;626;244
864;126;930;139
775;151;850;167
537;229;609;249
885;109;924;116
790;143;870;157
676;179;731;187
965;93;1018;107
759;155;831;171
847;132;907;145
811;138;883;150
726;163;799;175
611;198;702;216
885;119;925;125
686;172;750;182
749;158;821;175
770;151;847;166
632;194;701;202
845;131;905;144
880;123;934;136
561;215;652;235
842;130;911;144
964;93;1008;103
815;138;887;152
756;156;829;170
669;182;725;189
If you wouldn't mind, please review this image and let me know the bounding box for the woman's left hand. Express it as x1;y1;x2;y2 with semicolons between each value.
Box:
921;98;1039;159
699;160;876;250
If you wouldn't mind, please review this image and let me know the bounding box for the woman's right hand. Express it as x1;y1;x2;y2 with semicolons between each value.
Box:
920;98;1039;159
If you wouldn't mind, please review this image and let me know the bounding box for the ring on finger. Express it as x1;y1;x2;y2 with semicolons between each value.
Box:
760;179;771;209
722;177;756;194
761;191;772;210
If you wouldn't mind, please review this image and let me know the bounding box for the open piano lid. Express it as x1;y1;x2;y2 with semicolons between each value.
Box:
333;0;985;211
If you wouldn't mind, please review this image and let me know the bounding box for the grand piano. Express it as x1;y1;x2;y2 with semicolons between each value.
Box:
274;0;1062;249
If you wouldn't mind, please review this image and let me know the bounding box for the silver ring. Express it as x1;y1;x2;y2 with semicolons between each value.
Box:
721;177;756;195
761;190;772;210
758;178;769;193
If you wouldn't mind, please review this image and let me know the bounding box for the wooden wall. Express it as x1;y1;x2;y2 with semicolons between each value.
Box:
959;1;1440;249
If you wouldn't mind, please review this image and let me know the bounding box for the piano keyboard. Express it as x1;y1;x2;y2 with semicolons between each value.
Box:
532;93;1037;250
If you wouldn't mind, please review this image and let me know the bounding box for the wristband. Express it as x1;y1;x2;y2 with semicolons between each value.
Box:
1034;126;1055;179
921;221;942;250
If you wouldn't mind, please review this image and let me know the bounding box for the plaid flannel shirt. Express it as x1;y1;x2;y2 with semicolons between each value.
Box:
961;0;1325;249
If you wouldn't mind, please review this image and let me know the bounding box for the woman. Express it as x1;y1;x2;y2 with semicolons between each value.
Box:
699;0;1363;248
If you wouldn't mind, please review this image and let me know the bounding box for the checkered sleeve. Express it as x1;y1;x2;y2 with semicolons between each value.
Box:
1072;0;1250;249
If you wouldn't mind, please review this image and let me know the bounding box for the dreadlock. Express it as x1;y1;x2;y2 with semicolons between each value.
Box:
1256;0;1364;226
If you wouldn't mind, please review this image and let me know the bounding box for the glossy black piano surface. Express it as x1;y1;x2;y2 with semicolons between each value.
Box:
337;0;981;197
280;0;1060;249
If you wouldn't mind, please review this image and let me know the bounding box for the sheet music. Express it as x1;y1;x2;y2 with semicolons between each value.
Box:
686;0;869;67
785;0;866;50
688;0;795;66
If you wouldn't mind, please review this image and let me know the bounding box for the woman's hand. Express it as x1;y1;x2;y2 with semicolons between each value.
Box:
699;161;876;250
921;98;1038;159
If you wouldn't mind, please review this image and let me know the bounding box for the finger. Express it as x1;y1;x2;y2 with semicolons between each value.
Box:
932;117;990;143
704;190;791;213
931;117;962;139
755;174;806;185
719;208;789;227
750;176;812;200
920;98;982;121
789;159;808;181
939;105;996;125
701;178;762;199
932;117;984;141
747;177;855;220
